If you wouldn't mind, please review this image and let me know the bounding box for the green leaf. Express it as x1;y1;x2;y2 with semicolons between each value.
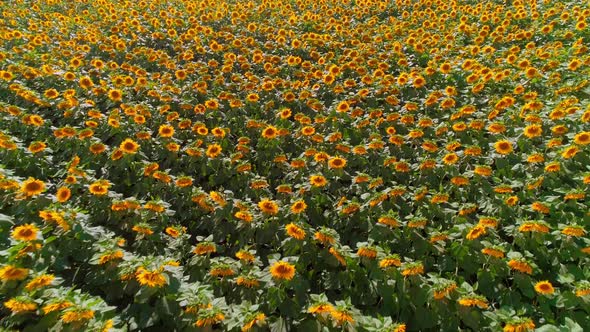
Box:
535;324;560;332
562;317;584;332
270;317;288;332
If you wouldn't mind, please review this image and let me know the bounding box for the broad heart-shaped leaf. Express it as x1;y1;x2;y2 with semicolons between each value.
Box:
562;317;584;332
408;285;428;307
513;273;535;299
155;296;178;317
270;317;288;332
555;291;580;310
23;312;59;332
457;306;482;330
297;319;323;332
267;287;286;313
477;269;498;298
128;303;160;330
135;286;159;303
535;324;560;332
412;305;438;330
450;241;469;260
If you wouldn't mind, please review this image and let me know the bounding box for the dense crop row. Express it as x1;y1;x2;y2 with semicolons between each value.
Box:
1;0;590;331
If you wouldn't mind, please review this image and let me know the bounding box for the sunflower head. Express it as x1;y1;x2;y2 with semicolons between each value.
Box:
20;178;45;197
270;261;295;281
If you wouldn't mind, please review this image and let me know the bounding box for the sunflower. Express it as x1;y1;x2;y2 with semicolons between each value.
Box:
136;268;167;288
98;250;124;265
175;69;187;80
25;274;54;291
308;303;334;314
63;71;76;80
458;295;488;308
278;108;292;119
193;242;216;255
261;126;278;139
504;195;518;206
531;202;549;214
20;177;45;197
234;211;253;222
330;309;354;326
89;180;110;196
285;223;306;240
4;298;38;313
507;259;533;274
11;224;39;241
242;313;265;331
413;76;426;88
561;226;586;237
195;311;225;327
527;153;545;163
61;309;95;323
107;89;123;102
0;265;29;281
523;124;542;138
328;157;346;169
301;126;315;136
119;138;140;154
235;250;255;263
258;199;279;215
42;301;73;314
236;276;260;288
378;216;400;227
270;261;295;281
204;99;219;109
574;131;590;145
111;149;124;160
336;101;350;113
466;225;487;240
494;139;513;154
56;187;71;203
439;62;452;74
561;145;579;159
290;200;307;214
534;281;554;295
209;264;235;278
79;76;93;89
379;255;402;268
357;247;377;259
434;282;457;300
158;124;175;138
310;175;328;187
544;161;560;173
206;144;222;158
44;88;59;99
28;141;46;154
481;247;505;258
401;262;424;276
474;165;492;176
442;153;459;165
165;226;182;238
89;143;106;155
503;318;535;332
175;177;193;188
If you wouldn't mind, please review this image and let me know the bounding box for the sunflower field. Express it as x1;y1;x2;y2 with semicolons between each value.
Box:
1;0;590;330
